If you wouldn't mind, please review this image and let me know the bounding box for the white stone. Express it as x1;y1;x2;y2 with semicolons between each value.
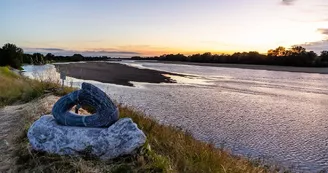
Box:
27;115;146;160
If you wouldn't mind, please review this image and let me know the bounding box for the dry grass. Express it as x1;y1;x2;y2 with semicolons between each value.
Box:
0;66;270;173
119;107;268;173
12;100;172;173
12;103;269;173
0;66;74;107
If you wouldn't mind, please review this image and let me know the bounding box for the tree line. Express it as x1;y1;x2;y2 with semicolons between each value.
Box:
132;46;328;67
0;43;111;68
2;43;328;69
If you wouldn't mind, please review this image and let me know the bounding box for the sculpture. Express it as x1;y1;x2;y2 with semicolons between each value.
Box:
28;82;146;160
52;82;119;127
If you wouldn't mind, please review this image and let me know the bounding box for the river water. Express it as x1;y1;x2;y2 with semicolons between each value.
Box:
23;61;328;172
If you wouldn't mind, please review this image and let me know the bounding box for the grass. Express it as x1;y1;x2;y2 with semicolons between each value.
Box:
0;66;269;173
13;106;268;173
119;107;267;173
0;66;74;107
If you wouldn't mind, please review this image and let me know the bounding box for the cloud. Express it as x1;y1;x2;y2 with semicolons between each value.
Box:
300;40;328;53
297;28;328;53
36;48;65;51
82;50;141;55
287;18;328;23
24;47;142;58
317;28;328;35
281;0;296;5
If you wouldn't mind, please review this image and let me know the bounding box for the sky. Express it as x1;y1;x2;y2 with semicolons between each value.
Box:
0;0;328;57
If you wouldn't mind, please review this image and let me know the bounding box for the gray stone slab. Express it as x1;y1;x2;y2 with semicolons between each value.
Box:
27;115;146;160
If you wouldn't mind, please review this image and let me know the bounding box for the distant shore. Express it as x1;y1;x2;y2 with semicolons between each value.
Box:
54;62;183;86
139;60;328;74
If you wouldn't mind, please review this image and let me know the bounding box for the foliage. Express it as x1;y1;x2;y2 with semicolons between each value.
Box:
321;51;328;64
45;54;110;63
32;53;46;65
0;43;111;68
133;46;328;67
1;42;328;68
0;43;24;68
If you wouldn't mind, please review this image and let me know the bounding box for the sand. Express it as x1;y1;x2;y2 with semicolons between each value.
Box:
54;62;183;86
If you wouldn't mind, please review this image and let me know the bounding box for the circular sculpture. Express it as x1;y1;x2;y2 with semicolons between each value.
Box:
52;82;119;127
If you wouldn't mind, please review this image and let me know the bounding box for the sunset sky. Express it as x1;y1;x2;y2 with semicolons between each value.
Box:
1;0;328;57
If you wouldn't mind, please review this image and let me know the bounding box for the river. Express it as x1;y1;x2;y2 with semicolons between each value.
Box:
23;61;328;172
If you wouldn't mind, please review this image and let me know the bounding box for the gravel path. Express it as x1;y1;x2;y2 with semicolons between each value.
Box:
0;96;59;172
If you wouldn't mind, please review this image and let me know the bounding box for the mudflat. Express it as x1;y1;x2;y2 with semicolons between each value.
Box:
54;62;181;86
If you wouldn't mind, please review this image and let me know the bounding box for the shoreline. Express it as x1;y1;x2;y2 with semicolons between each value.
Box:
0;66;269;172
136;60;328;74
54;62;184;87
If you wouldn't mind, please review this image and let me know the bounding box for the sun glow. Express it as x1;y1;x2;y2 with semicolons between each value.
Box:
1;0;327;56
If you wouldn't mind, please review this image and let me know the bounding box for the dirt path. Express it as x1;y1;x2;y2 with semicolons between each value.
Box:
0;108;17;172
0;95;59;172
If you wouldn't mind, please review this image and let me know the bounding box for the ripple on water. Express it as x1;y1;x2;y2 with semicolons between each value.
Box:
23;62;328;172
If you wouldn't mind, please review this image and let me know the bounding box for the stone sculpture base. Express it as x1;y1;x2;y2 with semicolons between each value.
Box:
27;115;146;160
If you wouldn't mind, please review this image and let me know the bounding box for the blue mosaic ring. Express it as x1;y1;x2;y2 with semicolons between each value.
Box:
52;82;119;127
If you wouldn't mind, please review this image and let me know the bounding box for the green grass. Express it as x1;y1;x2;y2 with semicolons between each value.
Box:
0;66;268;173
14;129;171;173
119;107;267;173
0;66;74;107
13;106;267;173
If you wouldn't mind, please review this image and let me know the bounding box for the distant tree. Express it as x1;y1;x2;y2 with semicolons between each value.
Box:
291;46;306;55
45;53;55;62
131;56;142;60
248;51;265;64
200;52;212;62
189;54;202;62
23;54;33;64
159;54;187;61
276;46;287;56
137;45;325;67
268;46;287;57
321;51;328;62
0;48;3;66
301;51;317;66
32;53;45;65
45;53;55;58
101;56;109;59
284;50;293;56
321;51;328;56
1;43;24;68
267;49;275;56
307;51;317;58
72;54;84;61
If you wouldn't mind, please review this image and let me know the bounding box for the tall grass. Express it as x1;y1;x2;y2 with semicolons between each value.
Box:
13;105;268;173
119;107;267;173
1;66;269;172
0;66;74;107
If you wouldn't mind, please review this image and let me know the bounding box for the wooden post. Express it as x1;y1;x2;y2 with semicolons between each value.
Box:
60;72;66;89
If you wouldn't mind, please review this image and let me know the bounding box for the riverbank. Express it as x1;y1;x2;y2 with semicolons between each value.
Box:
0;67;269;172
55;62;184;87
142;60;328;74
